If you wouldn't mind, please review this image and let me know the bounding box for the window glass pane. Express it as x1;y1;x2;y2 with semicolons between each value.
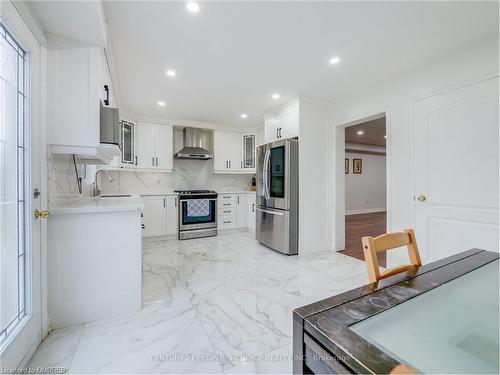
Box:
0;22;27;345
270;146;285;198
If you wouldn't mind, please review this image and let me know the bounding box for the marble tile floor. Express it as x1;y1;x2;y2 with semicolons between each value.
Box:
27;231;369;374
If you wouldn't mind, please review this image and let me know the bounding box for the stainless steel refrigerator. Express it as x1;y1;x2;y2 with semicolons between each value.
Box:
256;138;299;255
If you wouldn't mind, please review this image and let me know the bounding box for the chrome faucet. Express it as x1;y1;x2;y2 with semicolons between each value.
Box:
93;169;113;196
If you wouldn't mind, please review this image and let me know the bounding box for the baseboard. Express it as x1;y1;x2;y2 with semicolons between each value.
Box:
346;208;386;215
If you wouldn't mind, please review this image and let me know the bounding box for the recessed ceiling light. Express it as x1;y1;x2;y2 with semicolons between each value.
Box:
157;101;166;107
272;93;280;100
186;2;200;13
240;113;248;119
166;70;176;77
329;56;341;65
357;130;364;135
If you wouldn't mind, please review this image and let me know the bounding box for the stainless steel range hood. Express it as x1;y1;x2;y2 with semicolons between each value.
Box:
175;128;213;160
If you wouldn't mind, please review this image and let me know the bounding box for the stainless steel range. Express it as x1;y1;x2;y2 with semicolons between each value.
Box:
175;190;218;240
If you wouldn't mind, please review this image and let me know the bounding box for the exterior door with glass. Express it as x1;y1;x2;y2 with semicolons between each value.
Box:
0;4;44;370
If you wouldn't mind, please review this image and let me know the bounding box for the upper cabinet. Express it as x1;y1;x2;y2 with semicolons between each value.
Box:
47;47;119;163
48;48;101;150
136;122;173;172
213;130;258;174
264;100;299;143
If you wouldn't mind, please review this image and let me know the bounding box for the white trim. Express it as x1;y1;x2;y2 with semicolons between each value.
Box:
331;110;391;252
10;0;46;46
346;208;387;215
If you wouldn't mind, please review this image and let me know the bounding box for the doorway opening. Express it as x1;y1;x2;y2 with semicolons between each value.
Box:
339;116;387;266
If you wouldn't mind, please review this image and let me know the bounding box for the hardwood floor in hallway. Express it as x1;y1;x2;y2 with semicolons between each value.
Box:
340;211;387;267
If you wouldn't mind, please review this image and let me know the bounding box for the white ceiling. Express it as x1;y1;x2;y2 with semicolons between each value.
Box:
98;1;498;128
26;1;106;47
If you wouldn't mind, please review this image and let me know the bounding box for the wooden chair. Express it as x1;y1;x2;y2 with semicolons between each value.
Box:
362;229;422;283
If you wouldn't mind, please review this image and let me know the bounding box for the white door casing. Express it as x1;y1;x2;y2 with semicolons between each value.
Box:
413;75;499;263
0;2;45;369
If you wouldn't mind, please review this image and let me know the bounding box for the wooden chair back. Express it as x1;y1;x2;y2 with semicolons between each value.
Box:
362;229;422;283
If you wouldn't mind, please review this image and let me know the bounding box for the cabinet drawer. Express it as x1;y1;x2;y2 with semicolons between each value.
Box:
218;200;236;209
218;207;236;216
218;215;237;229
219;194;237;202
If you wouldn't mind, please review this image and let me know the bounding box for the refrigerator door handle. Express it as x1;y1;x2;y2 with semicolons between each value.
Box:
262;149;271;200
256;207;285;216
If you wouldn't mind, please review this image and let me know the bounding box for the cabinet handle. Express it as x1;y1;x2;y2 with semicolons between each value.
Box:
135;156;138;165
252;204;255;212
141;224;145;229
163;198;166;207
223;221;231;224
152;157;154;166
223;196;231;199
156;157;159;166
223;203;231;206
175;198;177;207
237;196;240;204
104;84;109;106
241;161;243;168
223;210;231;213
229;161;231;168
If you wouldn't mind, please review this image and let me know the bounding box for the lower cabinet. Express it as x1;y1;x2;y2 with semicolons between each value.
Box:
141;195;178;237
217;193;255;231
247;193;256;232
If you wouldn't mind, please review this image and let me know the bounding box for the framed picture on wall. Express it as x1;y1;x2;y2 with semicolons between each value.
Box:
345;158;349;174
353;158;362;174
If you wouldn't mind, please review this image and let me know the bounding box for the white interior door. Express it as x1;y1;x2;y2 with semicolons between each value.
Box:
1;4;44;369
414;76;499;263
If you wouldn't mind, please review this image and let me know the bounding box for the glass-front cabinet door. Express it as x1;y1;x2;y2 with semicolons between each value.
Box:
121;120;135;164
242;134;255;168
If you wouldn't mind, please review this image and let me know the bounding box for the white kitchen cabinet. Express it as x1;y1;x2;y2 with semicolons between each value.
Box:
48;207;141;328
264;100;299;143
166;195;179;235
213;131;242;172
136;122;173;172
136;122;156;169
241;134;256;170
156;125;173;170
142;196;167;237
236;194;247;228
247;193;256;232
214;131;257;173
48;48;101;151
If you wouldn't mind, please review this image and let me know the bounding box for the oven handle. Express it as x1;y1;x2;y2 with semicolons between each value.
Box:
179;198;218;202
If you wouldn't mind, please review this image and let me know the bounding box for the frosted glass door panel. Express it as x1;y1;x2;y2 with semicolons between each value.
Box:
351;260;499;374
0;22;27;345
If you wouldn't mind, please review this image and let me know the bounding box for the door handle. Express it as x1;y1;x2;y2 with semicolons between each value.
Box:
416;195;427;202
256;207;285;216
34;209;49;219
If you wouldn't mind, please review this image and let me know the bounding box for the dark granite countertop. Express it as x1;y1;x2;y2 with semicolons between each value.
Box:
293;249;499;374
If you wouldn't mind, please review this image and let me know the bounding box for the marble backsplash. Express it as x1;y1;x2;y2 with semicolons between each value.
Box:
48;155;253;201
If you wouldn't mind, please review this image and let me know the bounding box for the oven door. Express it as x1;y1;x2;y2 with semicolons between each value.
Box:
179;198;217;231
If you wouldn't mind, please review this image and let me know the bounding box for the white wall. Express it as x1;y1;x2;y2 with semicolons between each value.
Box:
299;98;335;254
331;34;499;266
345;152;386;214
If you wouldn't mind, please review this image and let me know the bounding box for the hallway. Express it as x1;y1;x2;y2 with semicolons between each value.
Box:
340;212;387;267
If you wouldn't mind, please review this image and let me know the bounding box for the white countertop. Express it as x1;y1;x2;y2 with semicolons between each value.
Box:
49;195;144;215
